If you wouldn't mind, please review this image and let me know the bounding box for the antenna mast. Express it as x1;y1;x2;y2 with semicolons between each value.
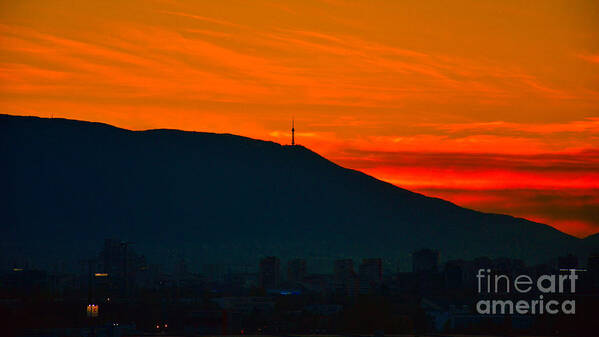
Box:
291;118;295;146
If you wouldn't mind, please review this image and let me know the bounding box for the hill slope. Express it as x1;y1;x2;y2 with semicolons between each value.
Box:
0;114;588;270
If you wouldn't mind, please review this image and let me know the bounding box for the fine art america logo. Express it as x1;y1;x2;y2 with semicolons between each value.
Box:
476;269;582;315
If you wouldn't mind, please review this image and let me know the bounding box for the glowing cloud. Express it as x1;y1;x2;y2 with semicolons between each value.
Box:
1;0;598;236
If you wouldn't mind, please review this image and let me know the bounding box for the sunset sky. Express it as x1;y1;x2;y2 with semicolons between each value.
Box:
1;0;598;237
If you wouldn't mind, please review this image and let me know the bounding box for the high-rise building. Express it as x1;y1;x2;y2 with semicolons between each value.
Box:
333;259;356;295
203;264;226;282
99;239;144;296
557;254;578;270
358;258;382;293
101;239;124;277
587;253;599;289
412;249;440;273
259;256;280;289
334;259;354;280
443;260;466;289
287;258;307;283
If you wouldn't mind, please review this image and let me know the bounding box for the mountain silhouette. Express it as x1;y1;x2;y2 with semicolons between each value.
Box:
0;114;594;271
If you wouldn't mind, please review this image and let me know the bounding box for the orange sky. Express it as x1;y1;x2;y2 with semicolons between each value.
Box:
1;0;598;237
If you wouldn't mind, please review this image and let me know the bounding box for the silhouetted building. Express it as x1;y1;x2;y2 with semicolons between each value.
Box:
3;268;48;292
99;239;146;295
287;258;306;283
259;256;280;289
492;257;525;275
333;259;356;295
184;310;242;335
101;239;124;277
557;254;578;270
302;273;332;293
443;260;465;289
334;259;354;279
358;258;382;293
412;249;440;273
588;252;599;289
203;263;226;283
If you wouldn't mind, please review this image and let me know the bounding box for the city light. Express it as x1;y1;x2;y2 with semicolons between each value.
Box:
86;304;99;318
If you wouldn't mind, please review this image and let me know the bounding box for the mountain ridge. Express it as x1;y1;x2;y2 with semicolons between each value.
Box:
0;114;593;271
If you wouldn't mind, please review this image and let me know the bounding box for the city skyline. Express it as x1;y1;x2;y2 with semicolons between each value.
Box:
1;0;598;236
